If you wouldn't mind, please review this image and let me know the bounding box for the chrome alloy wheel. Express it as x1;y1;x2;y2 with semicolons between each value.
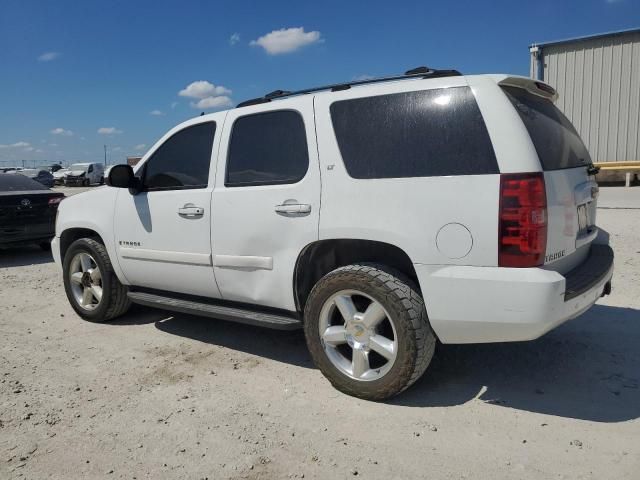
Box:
318;290;398;381
69;252;103;311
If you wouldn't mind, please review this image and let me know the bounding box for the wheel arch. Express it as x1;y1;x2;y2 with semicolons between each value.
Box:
60;227;105;261
293;239;419;312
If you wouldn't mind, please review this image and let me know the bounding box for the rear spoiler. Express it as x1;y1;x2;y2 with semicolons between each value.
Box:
497;76;559;103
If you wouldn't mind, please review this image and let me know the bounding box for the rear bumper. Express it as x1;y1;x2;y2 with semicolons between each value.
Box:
0;223;55;247
415;244;614;344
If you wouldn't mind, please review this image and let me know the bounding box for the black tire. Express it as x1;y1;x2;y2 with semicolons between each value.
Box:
304;263;436;401
83;178;90;187
62;238;131;322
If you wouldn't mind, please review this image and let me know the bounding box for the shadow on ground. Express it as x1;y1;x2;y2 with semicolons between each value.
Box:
0;245;53;268
117;303;639;422
396;304;640;423
108;306;311;369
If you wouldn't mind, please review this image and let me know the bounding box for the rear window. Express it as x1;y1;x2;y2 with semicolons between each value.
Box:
330;86;498;179
0;174;47;191
502;86;592;170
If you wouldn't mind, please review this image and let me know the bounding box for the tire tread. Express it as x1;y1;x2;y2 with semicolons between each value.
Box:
304;263;436;400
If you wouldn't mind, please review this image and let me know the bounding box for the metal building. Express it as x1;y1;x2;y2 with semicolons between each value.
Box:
529;28;640;163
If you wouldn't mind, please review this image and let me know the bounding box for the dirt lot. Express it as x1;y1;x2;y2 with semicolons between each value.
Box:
1;187;639;479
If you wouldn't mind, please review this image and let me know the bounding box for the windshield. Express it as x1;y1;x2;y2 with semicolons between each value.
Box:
502;86;592;170
69;164;89;171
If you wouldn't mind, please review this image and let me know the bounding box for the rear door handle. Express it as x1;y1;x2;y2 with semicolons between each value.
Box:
274;203;312;215
178;205;205;217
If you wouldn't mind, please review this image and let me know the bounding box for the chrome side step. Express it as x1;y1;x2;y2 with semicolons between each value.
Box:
127;291;302;330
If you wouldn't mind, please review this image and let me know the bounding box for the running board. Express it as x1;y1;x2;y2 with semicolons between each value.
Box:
127;291;302;330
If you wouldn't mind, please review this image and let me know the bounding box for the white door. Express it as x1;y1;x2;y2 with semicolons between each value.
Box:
211;98;320;311
114;120;222;298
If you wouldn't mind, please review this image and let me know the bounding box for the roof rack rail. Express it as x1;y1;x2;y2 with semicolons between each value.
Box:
236;66;462;108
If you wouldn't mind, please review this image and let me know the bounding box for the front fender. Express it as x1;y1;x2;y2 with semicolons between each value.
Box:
55;188;129;285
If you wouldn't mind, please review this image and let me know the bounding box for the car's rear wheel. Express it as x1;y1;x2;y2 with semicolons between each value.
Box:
63;238;131;322
304;264;436;401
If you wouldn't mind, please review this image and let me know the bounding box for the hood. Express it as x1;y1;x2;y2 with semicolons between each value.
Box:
53;169;70;178
66;170;86;176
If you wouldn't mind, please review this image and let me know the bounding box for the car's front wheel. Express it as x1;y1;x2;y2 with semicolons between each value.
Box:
304;264;436;401
62;238;131;322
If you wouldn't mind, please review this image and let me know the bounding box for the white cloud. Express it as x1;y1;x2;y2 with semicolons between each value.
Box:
250;27;322;55
38;51;60;62
229;33;240;46
23;146;35;152
149;109;164;116
134;144;147;151
179;80;234;111
50;127;73;136
191;96;233;110
98;127;123;135
170;101;179;109
0;141;31;148
179;81;232;99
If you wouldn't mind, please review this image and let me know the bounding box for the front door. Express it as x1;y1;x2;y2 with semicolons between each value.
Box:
114;119;222;298
211;98;320;311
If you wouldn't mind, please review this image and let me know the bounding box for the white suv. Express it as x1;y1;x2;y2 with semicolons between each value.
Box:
52;68;614;400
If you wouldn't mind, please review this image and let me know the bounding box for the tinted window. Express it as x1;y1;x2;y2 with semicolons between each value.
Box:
144;122;216;190
330;87;498;179
0;174;47;191
226;111;309;187
502;86;591;170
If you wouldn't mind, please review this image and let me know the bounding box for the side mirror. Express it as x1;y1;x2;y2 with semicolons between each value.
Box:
107;165;141;194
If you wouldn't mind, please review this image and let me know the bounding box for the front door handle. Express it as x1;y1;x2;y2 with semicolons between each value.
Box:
178;205;205;217
274;203;312;215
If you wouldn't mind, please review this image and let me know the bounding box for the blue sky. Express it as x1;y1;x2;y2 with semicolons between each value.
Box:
1;0;638;166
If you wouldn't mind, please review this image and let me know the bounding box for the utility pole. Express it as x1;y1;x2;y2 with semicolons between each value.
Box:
104;145;107;166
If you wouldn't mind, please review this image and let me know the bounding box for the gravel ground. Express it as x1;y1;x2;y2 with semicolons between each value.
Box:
1;187;639;479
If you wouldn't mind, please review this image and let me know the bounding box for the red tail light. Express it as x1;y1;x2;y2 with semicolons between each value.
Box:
498;173;547;267
48;196;63;206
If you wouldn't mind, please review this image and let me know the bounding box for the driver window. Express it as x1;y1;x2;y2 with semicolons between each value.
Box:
144;121;216;191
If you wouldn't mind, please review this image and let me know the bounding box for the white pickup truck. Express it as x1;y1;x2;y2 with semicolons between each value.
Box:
52;68;614;400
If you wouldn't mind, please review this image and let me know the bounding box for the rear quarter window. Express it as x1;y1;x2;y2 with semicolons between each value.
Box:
501;86;592;170
330;86;498;179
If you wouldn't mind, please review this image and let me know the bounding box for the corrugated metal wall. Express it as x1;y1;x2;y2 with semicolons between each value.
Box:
530;31;640;162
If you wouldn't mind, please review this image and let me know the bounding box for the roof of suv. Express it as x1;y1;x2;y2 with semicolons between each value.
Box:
236;66;462;108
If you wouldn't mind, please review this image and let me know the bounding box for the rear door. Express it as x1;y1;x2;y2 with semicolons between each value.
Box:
211;98;320;311
501;84;598;273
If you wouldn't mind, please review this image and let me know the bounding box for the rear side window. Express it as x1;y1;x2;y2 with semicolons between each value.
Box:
330;87;498;179
226;110;309;187
502;86;592;170
144;122;216;191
